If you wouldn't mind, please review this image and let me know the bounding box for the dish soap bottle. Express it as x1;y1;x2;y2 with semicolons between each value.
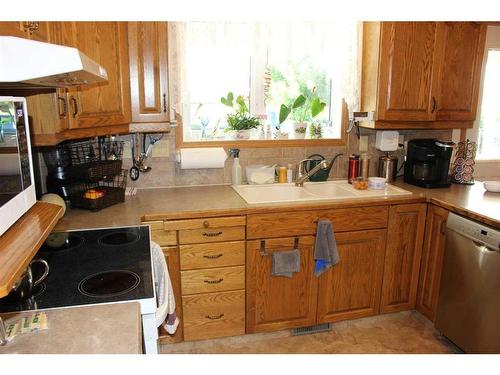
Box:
229;148;242;185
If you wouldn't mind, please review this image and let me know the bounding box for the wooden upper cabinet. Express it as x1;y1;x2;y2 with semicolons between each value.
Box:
128;22;170;126
0;22;50;41
377;22;440;122
316;229;386;324
416;204;449;322
361;22;487;129
380;203;426;314
433;22;486;121
246;236;319;333
62;22;131;129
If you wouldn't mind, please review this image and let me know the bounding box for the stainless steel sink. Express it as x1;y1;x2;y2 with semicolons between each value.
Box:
232;180;411;204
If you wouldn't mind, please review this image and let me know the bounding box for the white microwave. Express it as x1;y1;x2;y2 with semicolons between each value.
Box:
0;96;36;236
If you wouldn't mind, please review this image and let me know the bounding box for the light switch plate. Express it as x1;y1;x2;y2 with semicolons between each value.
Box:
359;135;369;152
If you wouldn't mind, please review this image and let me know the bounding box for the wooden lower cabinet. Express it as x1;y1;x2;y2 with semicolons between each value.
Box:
380;204;427;313
246;236;318;333
416;205;449;321
316;229;387;323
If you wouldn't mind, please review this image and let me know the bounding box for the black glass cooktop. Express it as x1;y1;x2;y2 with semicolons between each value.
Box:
0;226;154;313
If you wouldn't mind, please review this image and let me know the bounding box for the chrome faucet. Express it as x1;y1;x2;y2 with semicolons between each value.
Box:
0;317;7;346
295;159;329;186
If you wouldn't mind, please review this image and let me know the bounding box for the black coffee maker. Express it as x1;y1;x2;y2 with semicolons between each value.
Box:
404;139;454;188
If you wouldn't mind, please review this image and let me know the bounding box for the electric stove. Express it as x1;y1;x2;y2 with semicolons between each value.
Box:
0;225;158;353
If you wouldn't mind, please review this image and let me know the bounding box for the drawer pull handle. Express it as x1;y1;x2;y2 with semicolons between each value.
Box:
203;221;210;228
204;278;224;284
205;313;224;320
203;253;223;259
202;231;222;237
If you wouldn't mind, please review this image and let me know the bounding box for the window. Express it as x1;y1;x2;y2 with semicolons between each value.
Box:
474;26;500;161
168;22;361;144
477;49;500;159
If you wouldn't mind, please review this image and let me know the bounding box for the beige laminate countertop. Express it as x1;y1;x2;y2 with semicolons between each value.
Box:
55;179;500;232
0;302;142;354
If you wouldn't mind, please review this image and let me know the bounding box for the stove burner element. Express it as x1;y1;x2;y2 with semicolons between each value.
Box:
78;270;140;298
43;232;84;252
98;231;140;246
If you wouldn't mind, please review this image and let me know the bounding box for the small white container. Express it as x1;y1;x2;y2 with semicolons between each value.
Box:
483;181;500;193
246;164;276;184
368;177;387;190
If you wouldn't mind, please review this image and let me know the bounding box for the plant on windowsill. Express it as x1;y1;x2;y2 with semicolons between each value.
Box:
221;92;260;140
279;93;327;139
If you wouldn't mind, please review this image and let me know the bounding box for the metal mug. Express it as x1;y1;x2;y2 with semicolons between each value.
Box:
378;153;398;182
3;259;49;304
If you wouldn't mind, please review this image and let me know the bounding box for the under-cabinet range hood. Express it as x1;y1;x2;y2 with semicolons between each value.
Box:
0;36;108;88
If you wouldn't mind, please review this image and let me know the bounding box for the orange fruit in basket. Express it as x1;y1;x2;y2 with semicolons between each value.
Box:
83;188;105;199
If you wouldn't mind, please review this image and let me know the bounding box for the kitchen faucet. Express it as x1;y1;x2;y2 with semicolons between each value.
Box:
295;159;329;186
0;317;7;346
295;154;343;186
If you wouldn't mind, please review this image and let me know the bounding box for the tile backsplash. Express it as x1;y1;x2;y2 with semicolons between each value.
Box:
120;127;453;189
34;127;453;193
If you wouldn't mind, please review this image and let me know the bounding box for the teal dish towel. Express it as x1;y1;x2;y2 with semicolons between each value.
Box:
314;220;339;276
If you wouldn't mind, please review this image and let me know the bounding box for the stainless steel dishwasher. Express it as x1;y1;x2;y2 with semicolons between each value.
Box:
435;212;500;353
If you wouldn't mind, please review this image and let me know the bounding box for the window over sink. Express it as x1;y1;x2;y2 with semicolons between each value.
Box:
168;22;361;146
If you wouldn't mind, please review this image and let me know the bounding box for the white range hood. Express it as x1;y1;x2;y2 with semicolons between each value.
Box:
0;36;108;88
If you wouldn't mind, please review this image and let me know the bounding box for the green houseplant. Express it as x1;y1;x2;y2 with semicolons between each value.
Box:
278;94;327;139
221;92;260;139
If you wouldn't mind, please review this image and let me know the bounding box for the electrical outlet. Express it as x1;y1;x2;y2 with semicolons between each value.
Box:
359;135;369;152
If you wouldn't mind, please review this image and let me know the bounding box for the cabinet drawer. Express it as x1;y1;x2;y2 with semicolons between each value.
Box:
181;266;245;295
164;216;246;231
180;241;245;270
182;290;245;341
179;226;245;244
247;206;389;239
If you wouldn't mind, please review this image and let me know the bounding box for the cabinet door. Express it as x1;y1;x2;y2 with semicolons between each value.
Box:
246;236;318;333
128;22;170;123
434;22;487;121
158;246;184;344
26;23;70;145
316;230;386;324
416;205;449;322
377;22;440;121
62;22;131;129
380;204;426;313
27;22;50;42
0;22;27;38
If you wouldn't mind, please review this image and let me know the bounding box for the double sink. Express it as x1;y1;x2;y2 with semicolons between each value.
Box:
232;180;412;204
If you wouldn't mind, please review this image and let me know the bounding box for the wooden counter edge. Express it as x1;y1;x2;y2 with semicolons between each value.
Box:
0;202;63;298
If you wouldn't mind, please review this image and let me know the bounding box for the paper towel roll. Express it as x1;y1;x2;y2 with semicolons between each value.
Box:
176;147;227;169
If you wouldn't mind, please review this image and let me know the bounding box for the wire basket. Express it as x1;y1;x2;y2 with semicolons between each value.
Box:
66;138;124;181
69;169;127;211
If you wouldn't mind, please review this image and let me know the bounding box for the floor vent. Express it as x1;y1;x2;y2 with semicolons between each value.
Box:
292;323;331;336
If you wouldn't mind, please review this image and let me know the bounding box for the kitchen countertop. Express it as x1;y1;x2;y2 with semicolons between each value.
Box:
0;302;142;354
55;178;500;232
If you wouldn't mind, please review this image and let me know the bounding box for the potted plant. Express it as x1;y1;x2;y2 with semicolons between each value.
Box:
278;94;327;139
278;94;306;138
221;92;260;140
